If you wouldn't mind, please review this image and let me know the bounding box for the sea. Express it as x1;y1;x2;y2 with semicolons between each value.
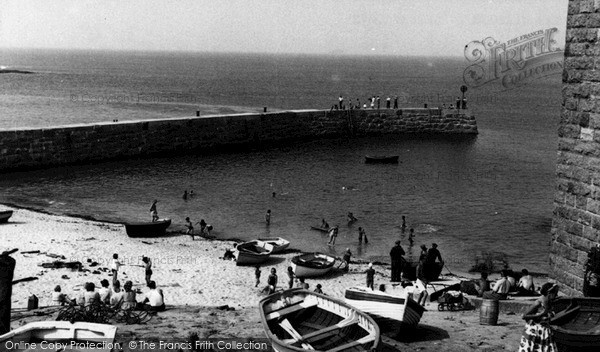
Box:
0;49;561;275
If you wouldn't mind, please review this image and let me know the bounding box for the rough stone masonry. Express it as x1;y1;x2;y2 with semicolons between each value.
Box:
550;0;600;295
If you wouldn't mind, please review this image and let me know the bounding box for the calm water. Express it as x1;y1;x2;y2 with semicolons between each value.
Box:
0;49;561;274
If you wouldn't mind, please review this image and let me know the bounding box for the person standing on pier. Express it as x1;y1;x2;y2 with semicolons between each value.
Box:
376;96;381;109
386;96;391;109
338;95;344;110
393;96;398;109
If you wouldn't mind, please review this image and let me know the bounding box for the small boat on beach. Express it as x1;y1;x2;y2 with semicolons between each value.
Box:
344;286;425;331
259;288;380;352
0;210;13;223
310;226;330;233
0;321;117;352
291;253;337;278
365;155;399;164
235;240;274;266
257;237;290;254
124;218;171;237
550;297;600;349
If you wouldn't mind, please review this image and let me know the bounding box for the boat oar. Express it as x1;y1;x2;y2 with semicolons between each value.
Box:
279;319;315;350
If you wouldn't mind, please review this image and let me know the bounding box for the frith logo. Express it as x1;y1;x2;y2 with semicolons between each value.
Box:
463;28;564;89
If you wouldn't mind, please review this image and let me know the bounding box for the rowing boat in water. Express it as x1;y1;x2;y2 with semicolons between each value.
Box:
344;286;425;331
0;210;13;224
365;155;399;164
235;240;274;266
124;218;171;237
257;237;290;254
0;321;117;352
550;297;600;350
259;288;380;352
291;253;336;278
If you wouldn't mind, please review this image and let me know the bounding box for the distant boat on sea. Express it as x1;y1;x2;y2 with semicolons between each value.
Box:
365;155;399;164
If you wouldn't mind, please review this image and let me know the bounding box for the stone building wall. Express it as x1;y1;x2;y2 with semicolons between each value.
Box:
550;0;600;295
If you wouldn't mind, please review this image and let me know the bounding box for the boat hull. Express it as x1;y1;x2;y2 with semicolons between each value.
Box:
0;210;13;223
365;155;399;164
235;240;274;266
0;321;117;352
259;288;380;352
257;237;290;254
124;219;171;237
291;253;336;278
345;287;425;331
550;297;600;349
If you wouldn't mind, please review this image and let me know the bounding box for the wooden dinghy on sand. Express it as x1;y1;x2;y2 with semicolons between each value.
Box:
259;288;380;352
550;297;600;350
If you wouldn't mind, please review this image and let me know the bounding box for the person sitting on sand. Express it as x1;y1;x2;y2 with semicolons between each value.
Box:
98;279;112;304
366;263;375;290
263;268;278;294
80;282;100;307
185;217;194;240
476;272;490;297
142;256;153;285
483;270;512;300
519;283;559;351
297;277;309;289
52;285;70;306
110;280;125;308
516;269;536;296
150;200;159;222
142;280;165;312
314;284;324;294
121;281;137;310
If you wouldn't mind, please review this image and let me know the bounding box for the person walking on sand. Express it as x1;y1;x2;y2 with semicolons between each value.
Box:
185;217;195;240
255;265;261;287
265;210;271;225
110;253;122;286
142;256;153;285
366;263;375;290
150;200;159;222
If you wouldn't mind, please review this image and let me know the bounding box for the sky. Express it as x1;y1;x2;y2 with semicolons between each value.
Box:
0;0;569;57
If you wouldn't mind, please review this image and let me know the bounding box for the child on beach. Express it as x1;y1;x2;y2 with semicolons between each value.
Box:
185;217;194;240
366;263;375;290
111;253;121;286
287;266;295;289
98;279;111;304
262;268;278;294
52;285;70;306
142;256;153;285
255;266;261;287
314;284;323;294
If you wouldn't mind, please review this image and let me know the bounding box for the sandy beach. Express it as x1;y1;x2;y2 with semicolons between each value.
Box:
1;205;530;351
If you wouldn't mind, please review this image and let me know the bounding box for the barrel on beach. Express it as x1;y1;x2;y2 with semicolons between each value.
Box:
479;299;499;326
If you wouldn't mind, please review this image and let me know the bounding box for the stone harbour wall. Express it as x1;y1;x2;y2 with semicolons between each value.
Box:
0;108;477;172
550;0;600;296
